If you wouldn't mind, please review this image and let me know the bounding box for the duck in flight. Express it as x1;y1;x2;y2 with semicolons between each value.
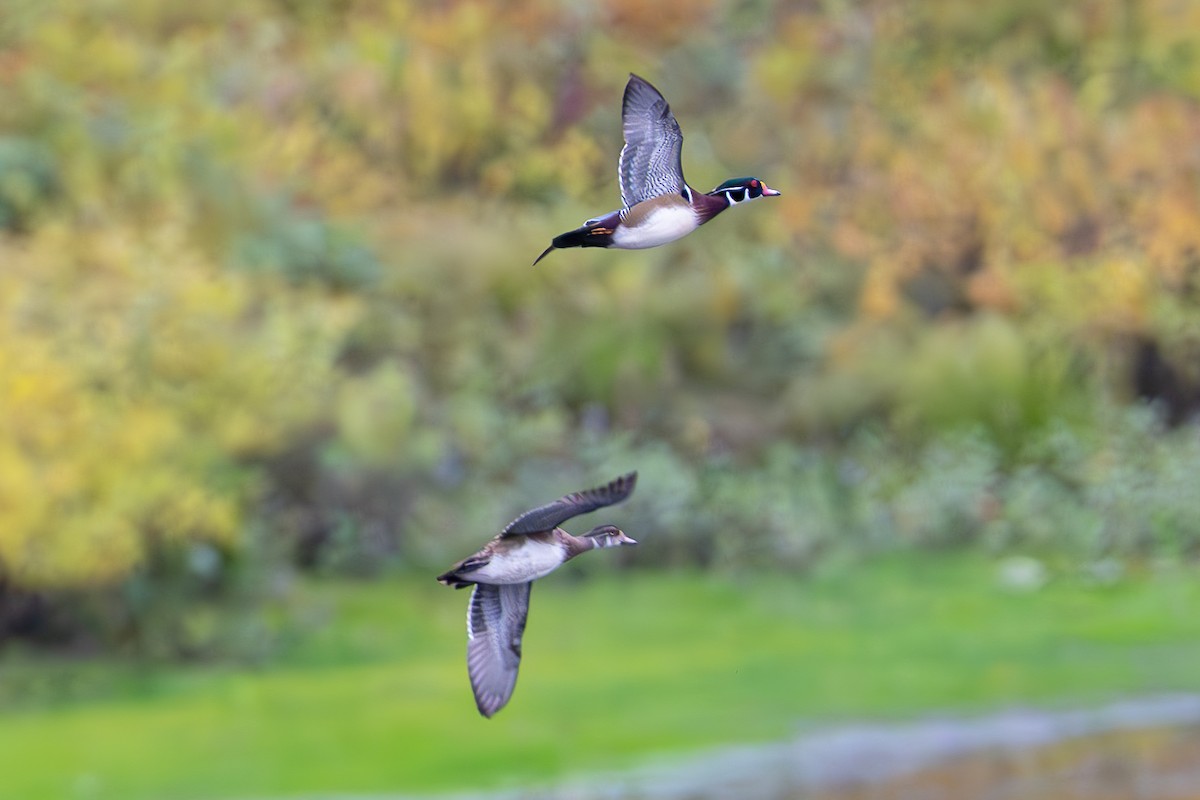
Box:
533;74;780;265
437;472;639;717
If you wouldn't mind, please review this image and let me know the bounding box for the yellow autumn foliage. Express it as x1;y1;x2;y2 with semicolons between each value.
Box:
0;219;351;589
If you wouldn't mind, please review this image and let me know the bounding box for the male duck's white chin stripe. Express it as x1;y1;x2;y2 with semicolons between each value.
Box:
611;205;699;250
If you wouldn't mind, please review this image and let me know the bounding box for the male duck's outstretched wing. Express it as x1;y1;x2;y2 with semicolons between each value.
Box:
502;472;638;537
618;75;685;207
466;582;532;718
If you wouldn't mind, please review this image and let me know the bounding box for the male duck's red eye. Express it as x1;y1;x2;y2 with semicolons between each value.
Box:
751;179;759;188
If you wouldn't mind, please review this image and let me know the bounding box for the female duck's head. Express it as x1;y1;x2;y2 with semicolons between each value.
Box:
583;524;638;548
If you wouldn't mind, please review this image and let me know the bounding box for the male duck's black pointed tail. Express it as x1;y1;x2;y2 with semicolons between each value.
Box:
532;228;588;266
532;220;617;265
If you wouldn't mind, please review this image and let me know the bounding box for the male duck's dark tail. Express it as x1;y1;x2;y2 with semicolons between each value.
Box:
532;222;615;265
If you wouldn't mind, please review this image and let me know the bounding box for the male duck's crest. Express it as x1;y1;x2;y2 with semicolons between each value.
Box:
437;472;639;718
533;74;780;266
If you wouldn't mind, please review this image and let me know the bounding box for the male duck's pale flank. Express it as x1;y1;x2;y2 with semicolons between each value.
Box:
533;74;780;265
437;472;638;718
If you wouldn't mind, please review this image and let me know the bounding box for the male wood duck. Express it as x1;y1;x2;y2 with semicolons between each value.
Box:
533;74;780;265
437;472;638;718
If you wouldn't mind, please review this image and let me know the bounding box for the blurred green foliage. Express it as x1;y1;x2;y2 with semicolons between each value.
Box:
2;0;1200;652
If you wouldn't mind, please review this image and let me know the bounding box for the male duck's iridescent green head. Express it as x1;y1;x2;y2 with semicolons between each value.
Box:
709;177;781;204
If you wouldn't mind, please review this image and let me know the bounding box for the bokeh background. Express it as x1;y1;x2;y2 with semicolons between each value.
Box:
3;1;1200;798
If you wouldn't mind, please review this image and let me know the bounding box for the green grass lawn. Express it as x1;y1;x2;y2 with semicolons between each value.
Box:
1;554;1199;799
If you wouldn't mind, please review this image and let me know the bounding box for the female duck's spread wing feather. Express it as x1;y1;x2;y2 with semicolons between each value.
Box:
618;75;685;208
466;582;531;718
502;472;638;537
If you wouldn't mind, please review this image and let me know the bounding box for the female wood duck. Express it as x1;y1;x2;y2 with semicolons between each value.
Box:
437;472;638;718
533;74;780;265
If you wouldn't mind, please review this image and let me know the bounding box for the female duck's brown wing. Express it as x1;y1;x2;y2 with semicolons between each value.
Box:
501;471;638;537
466;581;531;718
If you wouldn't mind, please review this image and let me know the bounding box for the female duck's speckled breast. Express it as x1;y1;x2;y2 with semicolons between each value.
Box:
470;538;568;584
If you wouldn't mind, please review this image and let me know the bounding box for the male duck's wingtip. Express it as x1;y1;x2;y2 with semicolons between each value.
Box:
532;245;555;266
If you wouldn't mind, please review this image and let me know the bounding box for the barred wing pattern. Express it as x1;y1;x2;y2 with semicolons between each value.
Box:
618;75;685;208
466;582;532;718
502;472;638;536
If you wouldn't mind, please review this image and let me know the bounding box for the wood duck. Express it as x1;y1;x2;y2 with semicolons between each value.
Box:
437;472;638;718
533;74;780;265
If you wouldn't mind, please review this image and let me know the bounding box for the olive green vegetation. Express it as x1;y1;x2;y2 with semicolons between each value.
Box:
1;555;1199;800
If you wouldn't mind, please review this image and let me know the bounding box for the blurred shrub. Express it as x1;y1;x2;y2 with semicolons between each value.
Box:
1082;409;1200;557
882;434;1001;548
228;194;381;289
893;315;1095;454
0;218;349;651
0;137;59;232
